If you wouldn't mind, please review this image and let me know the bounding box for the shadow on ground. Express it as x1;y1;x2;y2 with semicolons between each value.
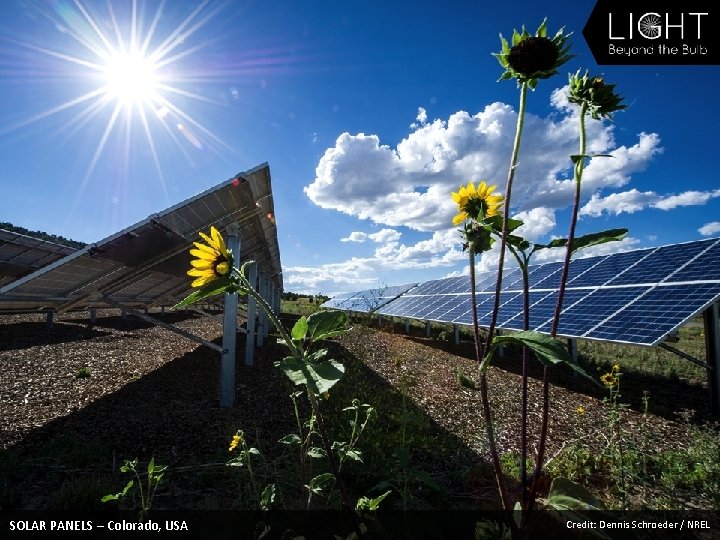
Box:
0;317;490;513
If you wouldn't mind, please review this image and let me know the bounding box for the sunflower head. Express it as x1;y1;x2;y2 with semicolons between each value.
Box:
494;19;572;89
568;70;626;120
187;225;233;288
228;431;243;452
576;405;585;415
451;181;504;226
600;372;617;388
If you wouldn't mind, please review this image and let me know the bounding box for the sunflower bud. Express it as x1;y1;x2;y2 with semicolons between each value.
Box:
568;70;626;120
494;19;572;88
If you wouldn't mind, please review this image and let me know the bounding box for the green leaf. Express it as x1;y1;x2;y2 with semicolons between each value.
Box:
248;447;261;456
485;215;523;233
512;28;521;46
537;18;548;38
306;472;335;495
306;447;327;459
260;483;276;510
291;316;308;341
540;229;628;255
276;356;345;394
547;478;607;510
356;490;392;511
278;434;301;445
101;479;134;503
306;310;348;343
491;331;600;386
570;153;612;164
173;276;236;309
148;457;155;476
345;449;363;463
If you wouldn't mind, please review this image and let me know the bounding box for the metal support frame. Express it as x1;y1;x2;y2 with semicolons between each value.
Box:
497;329;504;359
425;320;431;337
220;225;241;408
46;310;54;329
103;297;222;353
454;324;460;345
89;308;97;326
405;320;410;333
245;262;258;366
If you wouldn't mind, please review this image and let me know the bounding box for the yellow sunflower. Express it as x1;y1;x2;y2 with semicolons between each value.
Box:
187;226;232;287
228;432;243;452
451;181;504;225
600;373;616;388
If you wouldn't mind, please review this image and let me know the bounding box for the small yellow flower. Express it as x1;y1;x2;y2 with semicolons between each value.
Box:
187;225;233;288
612;363;621;373
451;181;504;225
229;433;242;452
576;405;585;415
600;373;616;388
322;391;330;400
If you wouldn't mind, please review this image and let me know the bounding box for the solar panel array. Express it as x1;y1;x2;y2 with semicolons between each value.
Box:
322;237;720;347
0;163;282;313
322;283;418;312
0;229;78;288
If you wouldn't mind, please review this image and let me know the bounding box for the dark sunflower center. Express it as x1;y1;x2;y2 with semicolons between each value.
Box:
507;36;559;77
465;197;489;220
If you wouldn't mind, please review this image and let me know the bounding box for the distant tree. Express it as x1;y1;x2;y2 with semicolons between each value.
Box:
0;222;86;249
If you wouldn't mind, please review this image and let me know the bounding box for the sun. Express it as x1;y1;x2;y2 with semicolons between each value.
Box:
103;49;159;106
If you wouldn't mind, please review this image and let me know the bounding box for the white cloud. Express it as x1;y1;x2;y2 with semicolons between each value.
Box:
340;231;368;242
410;107;428;129
580;188;720;217
305;97;662;233
699;222;720;236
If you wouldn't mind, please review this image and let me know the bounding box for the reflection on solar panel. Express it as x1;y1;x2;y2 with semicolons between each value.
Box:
0;163;282;313
0;229;77;288
321;283;417;313
325;237;720;347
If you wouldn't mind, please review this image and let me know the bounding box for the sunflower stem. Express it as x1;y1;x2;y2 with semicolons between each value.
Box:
531;100;588;506
469;243;512;520
483;81;528;353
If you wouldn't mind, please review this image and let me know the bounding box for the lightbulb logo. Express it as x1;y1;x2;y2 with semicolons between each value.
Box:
638;14;662;39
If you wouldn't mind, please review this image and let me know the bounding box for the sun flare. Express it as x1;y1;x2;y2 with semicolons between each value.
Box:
103;50;159;106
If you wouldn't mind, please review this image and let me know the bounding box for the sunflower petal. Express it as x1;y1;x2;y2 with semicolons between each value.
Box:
452;212;468;225
192;242;217;255
188;268;213;277
190;259;215;269
198;231;217;250
190;248;217;260
210;226;228;257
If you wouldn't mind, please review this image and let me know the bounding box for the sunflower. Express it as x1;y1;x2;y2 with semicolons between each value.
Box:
576;405;585;415
187;226;233;287
600;373;616;388
451;181;504;225
493;19;572;89
567;70;626;120
228;432;243;452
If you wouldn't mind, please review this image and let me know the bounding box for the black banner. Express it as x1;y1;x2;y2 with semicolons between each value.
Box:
583;1;719;65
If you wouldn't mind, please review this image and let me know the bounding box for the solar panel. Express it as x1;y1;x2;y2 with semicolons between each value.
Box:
328;237;720;347
0;163;282;313
0;229;78;288
320;283;416;313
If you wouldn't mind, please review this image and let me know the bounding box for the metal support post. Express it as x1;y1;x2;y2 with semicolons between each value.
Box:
245;262;257;367
46;310;54;329
405;320;410;333
454;324;460;345
256;270;265;347
265;282;273;338
220;224;240;408
89;308;97;326
705;302;720;416
425;321;431;337
567;338;578;363
497;329;504;359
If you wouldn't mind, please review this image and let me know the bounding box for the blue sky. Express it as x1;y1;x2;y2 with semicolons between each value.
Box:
1;0;719;295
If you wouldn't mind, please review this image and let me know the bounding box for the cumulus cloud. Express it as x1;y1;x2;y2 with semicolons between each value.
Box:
580;188;720;217
699;222;720;236
340;231;368;242
305;97;662;233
